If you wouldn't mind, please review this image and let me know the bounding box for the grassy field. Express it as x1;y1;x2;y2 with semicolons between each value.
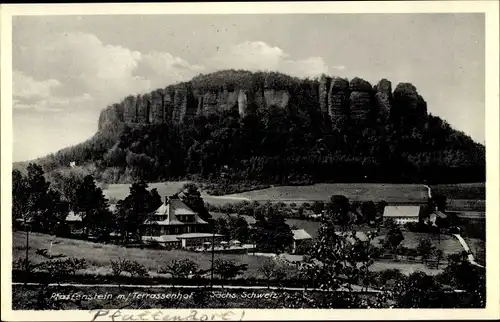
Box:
372;232;469;256
103;182;429;205
431;183;485;200
13;232;268;278
103;181;252;206
446;199;486;211
13;232;453;279
221;183;428;203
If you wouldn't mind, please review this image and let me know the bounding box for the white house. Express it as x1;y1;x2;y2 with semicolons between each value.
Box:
382;205;423;225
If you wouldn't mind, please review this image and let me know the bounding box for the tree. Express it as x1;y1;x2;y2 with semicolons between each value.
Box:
252;204;294;254
375;200;388;221
179;182;211;222
430;193;447;212
42;189;70;234
384;219;404;254
159;259;200;279
432;249;444;267
227;215;250;243
416;238;435;263
116;181;162;243
213;259;248;281
258;258;287;287
440;251;486;307
13;164;70;272
361;201;377;223
12;169;29;227
326;195;353;228
312;201;324;215
296;215;377;307
214;217;230;237
73;175;114;240
396;272;448;308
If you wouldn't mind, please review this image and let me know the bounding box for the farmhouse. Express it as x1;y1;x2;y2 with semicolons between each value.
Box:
382;205;424;225
291;229;313;254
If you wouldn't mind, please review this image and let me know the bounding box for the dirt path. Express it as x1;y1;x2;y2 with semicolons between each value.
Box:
452;234;485;268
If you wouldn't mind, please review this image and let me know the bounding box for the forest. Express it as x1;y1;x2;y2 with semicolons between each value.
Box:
26;70;485;185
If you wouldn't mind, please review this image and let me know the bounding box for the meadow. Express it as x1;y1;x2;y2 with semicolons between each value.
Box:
103;182;430;205
12;232;268;278
103;181;250;205
12;231;460;279
431;182;485;200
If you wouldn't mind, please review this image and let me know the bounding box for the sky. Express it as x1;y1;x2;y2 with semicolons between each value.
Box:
12;13;485;162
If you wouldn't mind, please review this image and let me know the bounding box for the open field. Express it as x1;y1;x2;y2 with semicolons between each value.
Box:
13;232;267;278
103;181;253;206
220;183;428;203
13;232;453;278
431;183;485;200
103;182;429;205
446;199;485;211
372;232;466;256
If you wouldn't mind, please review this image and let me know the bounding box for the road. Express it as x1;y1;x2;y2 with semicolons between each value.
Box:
423;184;432;199
452;234;485;268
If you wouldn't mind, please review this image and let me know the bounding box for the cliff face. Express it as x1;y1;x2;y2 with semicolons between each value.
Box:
97;71;428;131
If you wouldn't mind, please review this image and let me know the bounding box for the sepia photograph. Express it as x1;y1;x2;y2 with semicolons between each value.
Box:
1;1;499;321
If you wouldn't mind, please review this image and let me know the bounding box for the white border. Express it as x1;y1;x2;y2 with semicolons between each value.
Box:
1;2;499;321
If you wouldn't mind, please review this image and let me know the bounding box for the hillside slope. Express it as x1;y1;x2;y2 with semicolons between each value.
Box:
29;69;485;185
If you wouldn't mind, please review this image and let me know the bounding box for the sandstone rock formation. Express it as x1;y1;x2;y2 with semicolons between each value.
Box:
374;78;393;113
328;77;350;121
97;71;428;131
318;75;331;115
349;77;373;121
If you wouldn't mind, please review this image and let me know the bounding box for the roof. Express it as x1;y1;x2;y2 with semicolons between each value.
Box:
66;211;83;222
146;198;208;225
170;199;196;215
176;233;225;239
434;210;447;219
142;235;180;243
155;204;169;215
383;205;422;218
292;229;312;240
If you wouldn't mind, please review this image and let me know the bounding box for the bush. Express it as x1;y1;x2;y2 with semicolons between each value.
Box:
37;257;87;276
158;259;200;279
110;258;149;277
13;258;38;272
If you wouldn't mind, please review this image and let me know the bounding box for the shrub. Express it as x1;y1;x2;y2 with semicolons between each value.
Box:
13;258;38;272
110;258;149;277
158;259;199;279
37;257;87;276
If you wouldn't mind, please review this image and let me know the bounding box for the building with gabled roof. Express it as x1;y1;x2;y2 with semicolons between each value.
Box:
143;196;210;237
382;205;425;225
291;229;313;254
